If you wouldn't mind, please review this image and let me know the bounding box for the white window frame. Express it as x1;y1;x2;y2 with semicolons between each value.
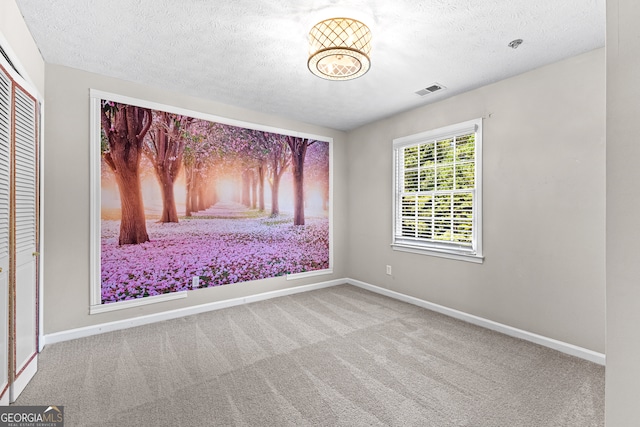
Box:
392;118;483;263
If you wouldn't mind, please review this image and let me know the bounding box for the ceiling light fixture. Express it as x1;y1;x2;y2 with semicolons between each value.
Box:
308;17;372;81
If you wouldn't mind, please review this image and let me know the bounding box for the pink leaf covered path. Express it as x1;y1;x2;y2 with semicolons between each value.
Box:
101;202;329;303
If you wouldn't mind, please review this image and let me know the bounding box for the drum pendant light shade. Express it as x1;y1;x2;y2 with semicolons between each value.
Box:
308;18;372;81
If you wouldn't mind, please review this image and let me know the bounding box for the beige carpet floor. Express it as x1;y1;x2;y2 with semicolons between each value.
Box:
15;284;604;426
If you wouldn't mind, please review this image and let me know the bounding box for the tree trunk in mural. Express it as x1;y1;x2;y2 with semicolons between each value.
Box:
201;175;213;209
144;112;190;223
287;136;313;226
323;185;329;211
257;161;266;211
185;165;192;216
241;169;251;207
250;171;257;209
190;176;199;213
151;127;180;223
188;161;204;213
158;168;178;222
208;175;218;208
197;174;207;211
269;138;290;217
101;102;152;245
270;173;281;216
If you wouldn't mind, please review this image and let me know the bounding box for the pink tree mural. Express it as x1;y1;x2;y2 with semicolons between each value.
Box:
99;99;331;303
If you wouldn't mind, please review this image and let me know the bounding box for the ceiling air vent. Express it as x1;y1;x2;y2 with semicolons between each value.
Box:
415;83;445;96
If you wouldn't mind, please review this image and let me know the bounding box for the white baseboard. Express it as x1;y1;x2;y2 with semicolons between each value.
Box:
43;277;606;366
44;279;344;346
346;278;606;366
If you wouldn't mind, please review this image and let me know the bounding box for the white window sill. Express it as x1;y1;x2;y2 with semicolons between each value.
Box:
391;243;484;264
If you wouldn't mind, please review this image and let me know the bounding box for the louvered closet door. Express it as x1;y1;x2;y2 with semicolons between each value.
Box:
0;67;11;406
11;85;38;402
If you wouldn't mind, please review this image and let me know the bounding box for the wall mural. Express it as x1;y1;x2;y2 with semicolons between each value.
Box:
96;95;331;304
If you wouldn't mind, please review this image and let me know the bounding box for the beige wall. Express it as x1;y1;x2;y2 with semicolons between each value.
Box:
43;64;348;333
0;0;44;95
606;0;640;424
347;49;606;353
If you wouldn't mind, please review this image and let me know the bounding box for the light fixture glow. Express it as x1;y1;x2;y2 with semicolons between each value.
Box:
308;17;372;81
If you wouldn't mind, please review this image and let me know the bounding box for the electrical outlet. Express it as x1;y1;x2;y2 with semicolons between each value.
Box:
386;265;392;275
192;276;200;288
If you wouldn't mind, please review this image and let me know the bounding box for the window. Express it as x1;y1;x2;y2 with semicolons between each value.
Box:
392;118;482;263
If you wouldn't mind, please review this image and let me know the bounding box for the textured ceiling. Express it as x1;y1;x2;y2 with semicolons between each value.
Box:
15;0;605;131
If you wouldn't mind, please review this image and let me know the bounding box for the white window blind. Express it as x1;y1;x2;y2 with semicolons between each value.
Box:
392;118;482;262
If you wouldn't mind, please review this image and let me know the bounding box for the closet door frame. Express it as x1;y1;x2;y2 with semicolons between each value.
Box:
0;43;42;404
10;76;39;402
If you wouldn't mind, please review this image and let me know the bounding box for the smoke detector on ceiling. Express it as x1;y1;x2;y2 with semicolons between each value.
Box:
508;39;523;49
415;83;446;97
